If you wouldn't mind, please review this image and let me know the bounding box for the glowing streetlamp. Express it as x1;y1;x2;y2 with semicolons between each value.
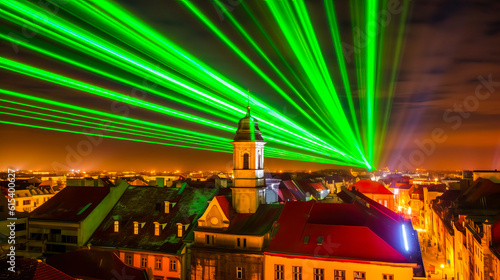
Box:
440;264;445;279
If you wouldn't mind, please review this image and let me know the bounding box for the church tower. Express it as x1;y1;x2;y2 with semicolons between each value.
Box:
231;106;266;214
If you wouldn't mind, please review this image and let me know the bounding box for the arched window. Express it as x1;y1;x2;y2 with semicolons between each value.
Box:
243;153;249;169
258;150;262;169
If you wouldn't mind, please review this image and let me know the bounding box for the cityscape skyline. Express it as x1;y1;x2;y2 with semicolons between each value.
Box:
1;0;499;172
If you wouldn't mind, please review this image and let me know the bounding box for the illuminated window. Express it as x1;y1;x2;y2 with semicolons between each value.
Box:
177;223;183;237
334;270;345;280
155;256;162;270
236;267;243;279
292;266;302;280
134;222;139;235
154;222;160;236
114;221;119;233
383;274;394;280
354;271;366;280
140;256;147;268
275;265;284;280
125;254;132;265
313;268;324;280
169;259;177;271
243;153;249;169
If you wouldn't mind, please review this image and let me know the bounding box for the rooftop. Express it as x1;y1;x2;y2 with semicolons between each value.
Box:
89;186;218;254
29;186;111;222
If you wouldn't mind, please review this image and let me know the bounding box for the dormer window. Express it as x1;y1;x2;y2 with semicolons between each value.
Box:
154;222;160;236
164;201;170;214
114;221;119;233
134;222;139;235
177;223;183;237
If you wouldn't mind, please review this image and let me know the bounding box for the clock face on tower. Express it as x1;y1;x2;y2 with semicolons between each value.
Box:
210;216;219;225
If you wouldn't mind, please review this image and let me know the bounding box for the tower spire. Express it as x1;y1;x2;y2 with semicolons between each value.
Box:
246;90;250;116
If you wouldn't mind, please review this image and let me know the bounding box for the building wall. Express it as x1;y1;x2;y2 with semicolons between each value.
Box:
191;249;263;280
453;225;468;280
264;254;415;280
26;220;79;257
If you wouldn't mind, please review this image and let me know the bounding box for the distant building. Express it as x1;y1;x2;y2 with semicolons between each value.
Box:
350;180;394;210
472;170;500;183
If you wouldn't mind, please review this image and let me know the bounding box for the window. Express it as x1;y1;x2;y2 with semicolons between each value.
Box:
383;274;394;280
334;270;345;280
317;236;324;245
354;271;366;280
303;236;310;244
274;265;284;280
141;256;147;268
16;200;19;206
125;254;133;265
23;200;30;205
205;234;215;245
154;222;160;236
204;259;216;280
169;259;177;271
313;268;324;280
243;153;249;169
155;256;162;270
134;222;139;234
236;267;243;279
292;266;302;280
114;221;119;233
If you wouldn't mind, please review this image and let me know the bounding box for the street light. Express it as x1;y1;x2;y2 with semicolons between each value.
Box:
440;264;445;279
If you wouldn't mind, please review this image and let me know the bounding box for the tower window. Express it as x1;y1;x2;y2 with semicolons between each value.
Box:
243;153;249;169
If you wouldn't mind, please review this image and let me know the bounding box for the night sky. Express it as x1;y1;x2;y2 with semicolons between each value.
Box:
1;0;499;172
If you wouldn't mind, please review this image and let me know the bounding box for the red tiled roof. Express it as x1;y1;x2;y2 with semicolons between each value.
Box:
0;258;76;280
352;180;393;195
268;201;413;263
427;184;447;192
278;188;297;202
30;186;110;222
280;180;305;200
215;195;233;219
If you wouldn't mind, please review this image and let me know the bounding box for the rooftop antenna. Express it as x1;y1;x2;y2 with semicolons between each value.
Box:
246;89;250;115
